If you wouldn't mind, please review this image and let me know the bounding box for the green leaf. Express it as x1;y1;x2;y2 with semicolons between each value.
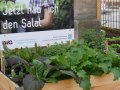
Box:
76;49;84;60
60;70;77;79
79;77;91;90
19;71;24;77
59;56;66;65
71;66;77;72
78;61;92;70
43;68;50;78
100;56;112;61
111;68;120;81
99;62;112;73
47;78;58;83
50;71;62;78
77;70;86;79
92;71;103;76
44;60;51;65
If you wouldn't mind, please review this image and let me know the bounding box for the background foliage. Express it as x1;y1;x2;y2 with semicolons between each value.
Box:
50;0;74;30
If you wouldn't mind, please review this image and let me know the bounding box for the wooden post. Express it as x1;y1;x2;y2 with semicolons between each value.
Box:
105;40;109;54
68;41;73;48
70;41;73;46
1;51;5;74
96;0;101;20
0;45;5;74
47;43;50;48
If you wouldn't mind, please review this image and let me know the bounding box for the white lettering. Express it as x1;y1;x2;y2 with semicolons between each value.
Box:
21;18;42;28
21;18;26;28
2;20;18;29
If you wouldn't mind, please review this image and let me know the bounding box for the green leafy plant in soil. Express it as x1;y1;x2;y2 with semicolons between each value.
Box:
80;29;106;53
43;43;68;57
9;67;26;78
108;44;120;53
106;37;120;41
3;43;45;86
26;59;70;83
3;43;71;86
3;43;44;63
109;44;120;49
106;37;120;53
3;29;120;90
48;40;120;90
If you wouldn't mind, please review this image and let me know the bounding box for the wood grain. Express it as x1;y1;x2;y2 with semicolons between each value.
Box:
0;72;23;90
0;72;120;90
96;0;101;20
43;73;120;90
42;79;82;90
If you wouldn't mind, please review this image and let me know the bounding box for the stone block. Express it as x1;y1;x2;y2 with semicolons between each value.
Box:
74;0;97;20
77;19;101;39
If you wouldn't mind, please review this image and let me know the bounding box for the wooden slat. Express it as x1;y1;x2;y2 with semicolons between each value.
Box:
1;55;5;74
96;0;101;20
0;51;2;57
42;79;82;90
43;73;120;90
91;73;120;87
91;81;120;90
0;72;120;90
0;72;23;90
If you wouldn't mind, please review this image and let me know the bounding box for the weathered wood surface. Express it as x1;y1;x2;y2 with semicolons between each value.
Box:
0;72;23;90
43;73;120;90
91;73;120;90
96;0;101;20
43;79;82;90
1;72;120;90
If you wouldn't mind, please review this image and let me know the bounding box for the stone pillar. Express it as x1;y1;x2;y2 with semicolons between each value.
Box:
74;0;101;40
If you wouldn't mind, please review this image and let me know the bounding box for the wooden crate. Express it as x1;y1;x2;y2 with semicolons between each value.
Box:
91;73;120;90
0;72;23;90
43;73;120;90
42;79;82;90
1;72;120;90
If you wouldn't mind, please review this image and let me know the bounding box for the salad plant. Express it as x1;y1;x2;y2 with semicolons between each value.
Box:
80;29;106;53
2;29;120;90
106;37;120;41
106;37;120;53
3;43;44;62
43;43;68;57
48;40;120;90
26;60;68;83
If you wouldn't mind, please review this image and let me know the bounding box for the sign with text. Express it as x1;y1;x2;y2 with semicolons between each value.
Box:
0;0;74;50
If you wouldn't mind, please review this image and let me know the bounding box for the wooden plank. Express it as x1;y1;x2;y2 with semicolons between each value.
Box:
42;79;82;90
0;72;120;90
1;55;5;74
0;72;23;90
91;73;120;87
0;48;4;73
96;0;101;20
0;51;2;57
104;40;109;54
91;81;120;90
43;73;120;90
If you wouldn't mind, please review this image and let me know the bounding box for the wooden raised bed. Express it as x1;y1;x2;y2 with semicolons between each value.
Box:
0;43;120;90
0;72;23;90
1;72;120;90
